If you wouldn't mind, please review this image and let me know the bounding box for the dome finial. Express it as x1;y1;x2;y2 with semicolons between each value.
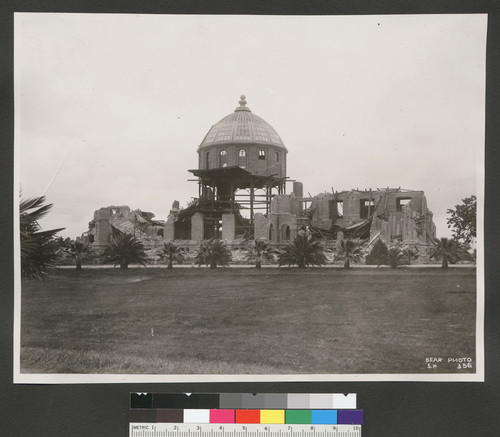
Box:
235;94;251;112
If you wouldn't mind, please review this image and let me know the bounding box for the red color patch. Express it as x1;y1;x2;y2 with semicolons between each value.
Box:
235;409;260;423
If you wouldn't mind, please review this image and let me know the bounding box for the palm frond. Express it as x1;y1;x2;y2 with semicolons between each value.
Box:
159;242;185;267
195;239;232;268
103;233;148;269
244;239;275;267
334;238;364;268
20;195;64;280
278;234;326;268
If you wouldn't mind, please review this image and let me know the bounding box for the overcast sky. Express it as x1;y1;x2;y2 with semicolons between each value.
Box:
15;13;486;240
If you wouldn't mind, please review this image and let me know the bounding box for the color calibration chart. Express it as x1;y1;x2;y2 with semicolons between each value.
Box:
130;393;363;437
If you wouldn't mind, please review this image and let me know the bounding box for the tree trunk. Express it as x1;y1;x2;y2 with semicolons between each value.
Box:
256;260;261;269
210;262;217;269
442;257;449;269
120;262;128;270
344;259;350;269
76;259;82;270
168;260;173;269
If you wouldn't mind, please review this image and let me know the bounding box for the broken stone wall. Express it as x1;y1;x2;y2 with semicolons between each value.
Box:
92;206;131;246
268;193;301;243
254;213;270;240
308;189;436;246
310;193;336;230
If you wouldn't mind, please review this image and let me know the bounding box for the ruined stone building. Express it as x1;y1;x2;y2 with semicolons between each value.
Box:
163;95;436;248
281;188;436;246
83;95;436;251
164;95;290;244
83;205;165;252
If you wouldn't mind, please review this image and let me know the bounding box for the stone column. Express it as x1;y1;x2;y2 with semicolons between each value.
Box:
164;214;175;241
221;213;236;242
191;212;204;241
254;213;268;240
293;181;303;198
95;209;112;245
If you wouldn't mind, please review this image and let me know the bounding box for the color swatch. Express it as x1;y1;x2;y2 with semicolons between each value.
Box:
131;393;357;410
129;409;362;425
129;393;362;426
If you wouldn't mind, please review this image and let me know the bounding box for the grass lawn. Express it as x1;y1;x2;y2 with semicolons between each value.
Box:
20;267;476;375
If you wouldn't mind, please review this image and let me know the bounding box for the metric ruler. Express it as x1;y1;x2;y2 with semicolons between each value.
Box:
129;424;362;437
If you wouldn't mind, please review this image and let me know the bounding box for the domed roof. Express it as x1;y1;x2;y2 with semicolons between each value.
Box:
199;95;286;149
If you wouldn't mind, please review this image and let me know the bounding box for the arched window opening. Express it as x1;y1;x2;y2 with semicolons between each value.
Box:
205;151;210;169
258;149;266;160
238;149;247;168
269;224;274;241
276;152;280;163
281;225;290;241
219;149;228;167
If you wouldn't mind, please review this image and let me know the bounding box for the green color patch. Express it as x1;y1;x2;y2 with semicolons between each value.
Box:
285;410;312;424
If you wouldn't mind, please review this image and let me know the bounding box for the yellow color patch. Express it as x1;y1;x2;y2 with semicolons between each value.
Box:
260;410;285;424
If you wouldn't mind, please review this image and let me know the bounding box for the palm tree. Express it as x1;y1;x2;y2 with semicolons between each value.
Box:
20;195;64;280
385;246;408;269
278;233;326;268
64;238;92;270
244;238;275;268
195;239;232;269
428;237;461;269
159;242;185;269
103;232;148;269
365;239;389;265
401;245;419;265
335;238;364;269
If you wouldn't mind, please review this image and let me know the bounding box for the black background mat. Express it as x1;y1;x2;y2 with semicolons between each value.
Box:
1;1;499;436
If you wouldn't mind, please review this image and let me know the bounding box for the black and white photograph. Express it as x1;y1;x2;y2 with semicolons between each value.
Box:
14;13;486;383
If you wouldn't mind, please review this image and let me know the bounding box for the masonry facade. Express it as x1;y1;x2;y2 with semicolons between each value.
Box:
83;96;436;251
162;96;436;248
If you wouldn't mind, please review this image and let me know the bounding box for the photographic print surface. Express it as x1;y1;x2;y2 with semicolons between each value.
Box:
14;13;486;382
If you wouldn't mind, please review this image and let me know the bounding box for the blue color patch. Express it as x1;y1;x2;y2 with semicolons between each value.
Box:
311;410;337;424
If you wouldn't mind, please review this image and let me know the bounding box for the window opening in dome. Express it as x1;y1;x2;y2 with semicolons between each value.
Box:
270;133;281;144
204;131;216;143
219;149;228;167
276;152;280;163
205;151;210;169
216;125;233;142
360;198;375;219
254;124;270;142
258;149;266;160
238;149;247;168
269;223;274;241
235;122;251;140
